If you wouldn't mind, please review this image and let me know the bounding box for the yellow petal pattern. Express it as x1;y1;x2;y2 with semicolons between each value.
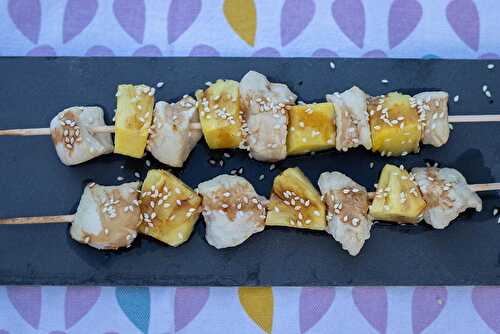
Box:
223;0;257;46
238;287;273;333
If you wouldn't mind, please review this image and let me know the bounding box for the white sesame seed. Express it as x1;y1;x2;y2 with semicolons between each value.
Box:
156;81;164;88
453;95;459;102
329;61;335;70
488;64;495;70
134;172;140;178
485;90;492;98
381;79;389;84
369;162;374;169
483;85;488;92
145;160;151;167
259;174;265;181
205;81;212;86
494;208;498;216
117;176;124;181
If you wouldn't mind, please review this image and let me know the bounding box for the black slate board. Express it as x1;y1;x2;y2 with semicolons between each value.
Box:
1;57;500;286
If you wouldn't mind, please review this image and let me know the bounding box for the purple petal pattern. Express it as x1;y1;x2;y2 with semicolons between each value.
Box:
446;0;480;51
0;330;9;334
65;287;101;329
280;0;315;47
175;287;210;332
7;286;42;329
63;0;98;43
133;45;162;57
299;288;335;334
85;45;115;57
189;44;220;56
331;0;365;48
312;48;338;58
113;0;145;44
168;0;202;44
362;49;387;58
388;0;422;49
352;287;388;334
8;0;41;43
26;45;57;56
472;287;500;333
478;53;499;59
412;287;447;334
252;47;281;57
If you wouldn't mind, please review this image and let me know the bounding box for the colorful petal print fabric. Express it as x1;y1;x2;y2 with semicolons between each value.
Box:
1;1;500;333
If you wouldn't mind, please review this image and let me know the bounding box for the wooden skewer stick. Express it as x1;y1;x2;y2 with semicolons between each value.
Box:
2;183;500;225
0;114;499;137
0;124;202;137
0;214;75;225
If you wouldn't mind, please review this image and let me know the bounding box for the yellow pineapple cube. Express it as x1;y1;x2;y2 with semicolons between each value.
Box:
195;79;242;149
369;164;426;224
139;169;202;247
368;92;421;156
114;84;154;158
266;167;326;230
287;102;336;155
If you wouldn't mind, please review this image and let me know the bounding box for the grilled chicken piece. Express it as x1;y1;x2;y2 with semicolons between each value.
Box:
240;70;297;161
368;92;421;156
50;106;113;166
198;175;267;249
412;167;482;229
413;92;450;148
70;182;141;250
326;86;371;151
318;171;372;256
114;84;155;158
148;96;202;167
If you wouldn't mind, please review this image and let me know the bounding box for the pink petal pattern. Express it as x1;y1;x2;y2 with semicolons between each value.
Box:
312;48;338;57
252;47;281;57
7;286;42;329
280;0;315;47
362;49;387;58
189;44;220;56
168;0;202;44
85;45;115;57
63;0;98;43
331;0;365;48
299;288;335;334
412;287;447;334
446;0;480;51
26;45;57;56
113;0;145;44
388;0;422;49
352;287;387;334
65;287;101;329
175;287;210;332
133;45;162;57
472;287;500;333
8;0;41;43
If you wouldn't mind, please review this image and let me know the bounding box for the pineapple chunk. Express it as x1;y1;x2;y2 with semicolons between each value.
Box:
114;84;154;158
139;169;202;247
266;167;326;230
287;102;336;155
195;79;242;149
368;92;421;156
369;164;427;224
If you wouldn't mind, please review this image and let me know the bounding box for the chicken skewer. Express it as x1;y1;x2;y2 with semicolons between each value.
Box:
1;71;500;166
0;164;498;256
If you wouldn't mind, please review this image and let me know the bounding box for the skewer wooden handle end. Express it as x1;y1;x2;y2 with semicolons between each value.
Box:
0;214;75;225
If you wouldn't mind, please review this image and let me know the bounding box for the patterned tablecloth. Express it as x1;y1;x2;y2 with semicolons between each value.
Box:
1;0;500;333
